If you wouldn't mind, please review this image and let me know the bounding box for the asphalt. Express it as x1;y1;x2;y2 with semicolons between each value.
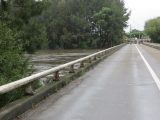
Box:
23;44;160;120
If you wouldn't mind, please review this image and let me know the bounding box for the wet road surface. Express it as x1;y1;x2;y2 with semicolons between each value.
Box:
23;44;160;120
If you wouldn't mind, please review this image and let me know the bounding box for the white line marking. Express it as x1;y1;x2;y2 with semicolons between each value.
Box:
135;45;160;90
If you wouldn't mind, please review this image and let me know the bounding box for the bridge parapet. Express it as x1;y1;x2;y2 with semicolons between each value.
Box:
0;44;125;95
0;44;125;120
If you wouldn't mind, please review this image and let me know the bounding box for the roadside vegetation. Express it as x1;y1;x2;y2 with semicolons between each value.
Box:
0;22;29;107
145;17;160;43
0;0;129;107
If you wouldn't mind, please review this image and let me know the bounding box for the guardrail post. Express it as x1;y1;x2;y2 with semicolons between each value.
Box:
88;58;92;63
54;71;60;81
25;83;35;95
98;53;101;58
105;51;107;55
69;65;75;73
94;56;97;61
80;61;84;68
101;53;104;57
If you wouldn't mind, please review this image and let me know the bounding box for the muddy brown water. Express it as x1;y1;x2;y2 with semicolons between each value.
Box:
27;49;100;85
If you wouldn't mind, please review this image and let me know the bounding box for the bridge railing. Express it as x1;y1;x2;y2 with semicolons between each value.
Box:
0;44;124;95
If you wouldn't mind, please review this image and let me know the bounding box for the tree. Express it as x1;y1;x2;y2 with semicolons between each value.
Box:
93;0;129;48
5;0;50;53
41;0;129;49
23;17;48;53
0;22;29;107
145;17;160;43
93;7;114;48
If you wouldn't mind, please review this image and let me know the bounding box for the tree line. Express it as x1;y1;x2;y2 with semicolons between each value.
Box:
1;0;129;53
127;29;146;39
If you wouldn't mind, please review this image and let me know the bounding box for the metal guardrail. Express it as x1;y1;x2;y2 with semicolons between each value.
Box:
0;44;125;95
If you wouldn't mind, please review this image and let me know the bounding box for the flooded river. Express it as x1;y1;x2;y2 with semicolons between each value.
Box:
25;49;100;86
28;49;100;74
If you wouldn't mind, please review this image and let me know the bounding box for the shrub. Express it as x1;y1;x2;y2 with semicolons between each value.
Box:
0;22;29;108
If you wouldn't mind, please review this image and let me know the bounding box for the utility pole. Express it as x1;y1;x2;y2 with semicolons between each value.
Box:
130;24;132;34
129;24;132;43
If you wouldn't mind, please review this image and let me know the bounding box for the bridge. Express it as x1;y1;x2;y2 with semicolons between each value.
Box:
0;43;160;120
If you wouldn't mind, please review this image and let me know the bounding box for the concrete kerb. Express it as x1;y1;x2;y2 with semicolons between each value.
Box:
143;43;160;50
0;44;125;120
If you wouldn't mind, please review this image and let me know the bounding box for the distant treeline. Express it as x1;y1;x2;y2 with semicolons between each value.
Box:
1;0;129;53
127;29;146;39
145;17;160;43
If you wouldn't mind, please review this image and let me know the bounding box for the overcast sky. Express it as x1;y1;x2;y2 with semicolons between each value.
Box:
124;0;160;32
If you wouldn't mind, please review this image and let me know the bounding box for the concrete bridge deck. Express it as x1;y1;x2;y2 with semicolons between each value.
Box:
21;44;160;120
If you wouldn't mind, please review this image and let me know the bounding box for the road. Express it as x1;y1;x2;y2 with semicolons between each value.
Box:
22;44;160;120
